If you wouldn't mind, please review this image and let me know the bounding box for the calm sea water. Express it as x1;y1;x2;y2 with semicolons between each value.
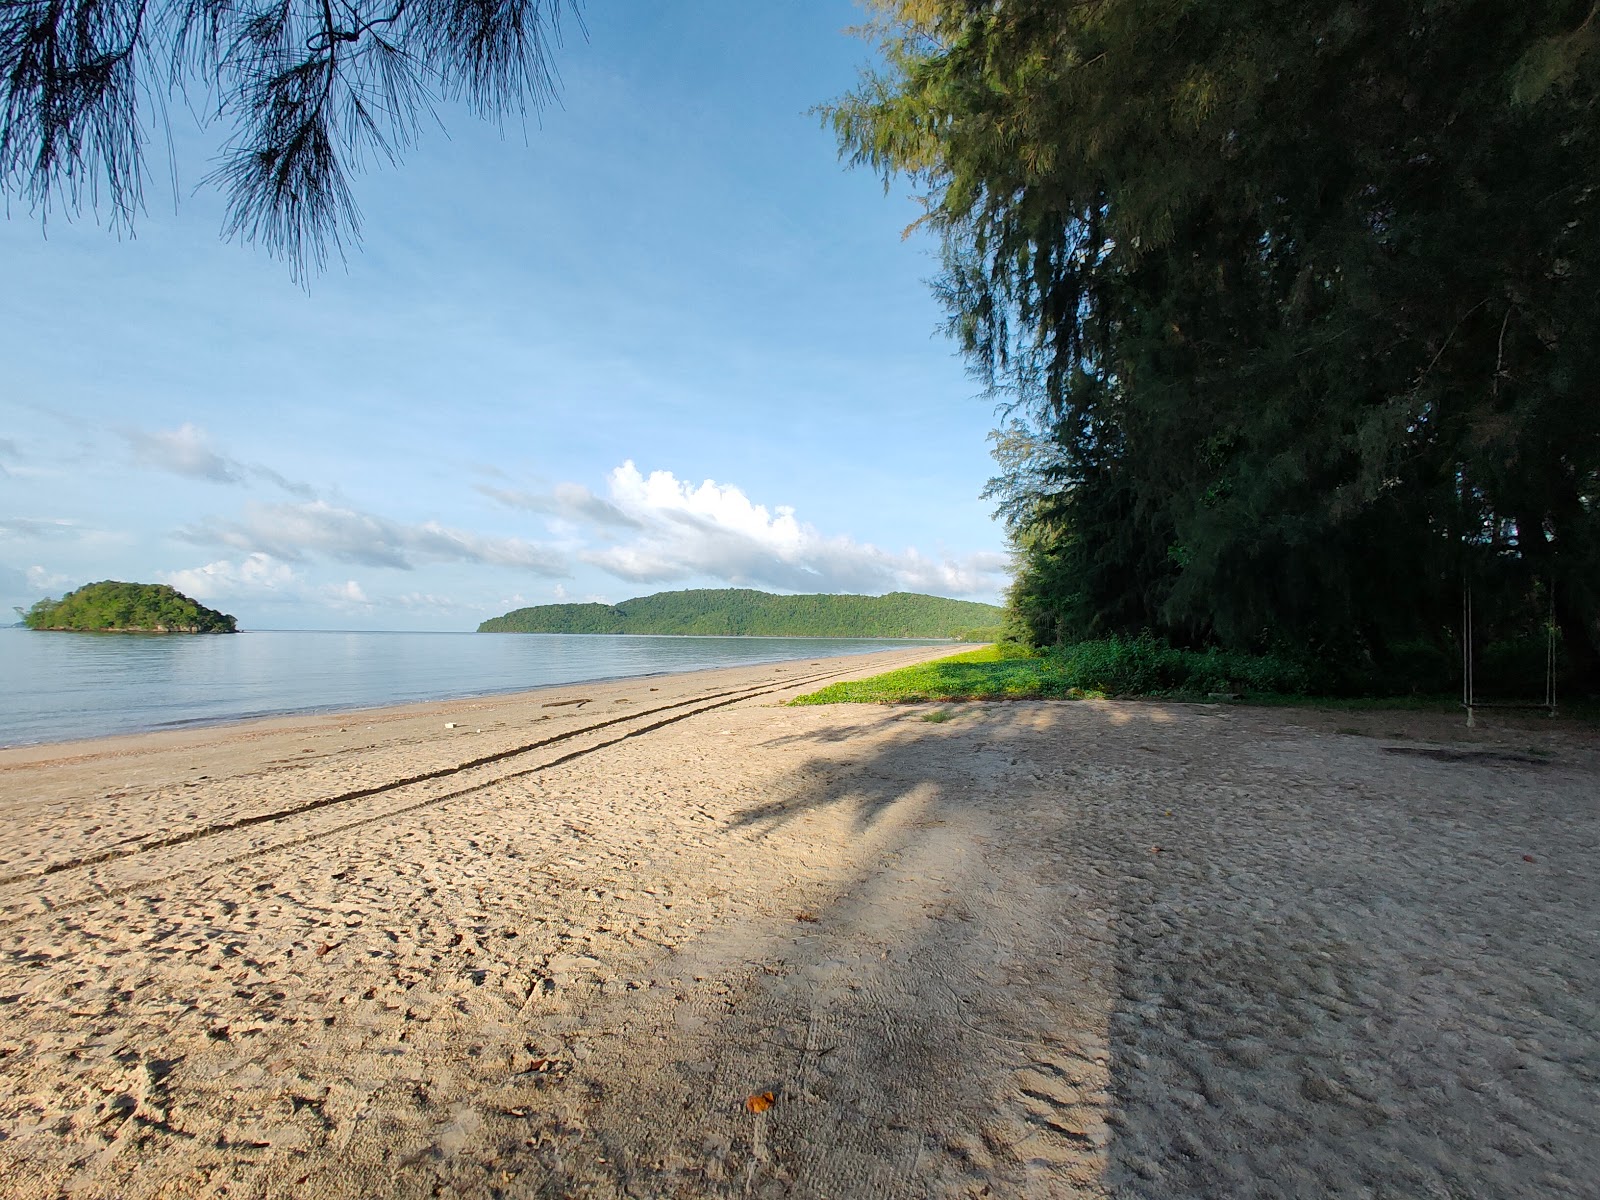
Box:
0;628;934;747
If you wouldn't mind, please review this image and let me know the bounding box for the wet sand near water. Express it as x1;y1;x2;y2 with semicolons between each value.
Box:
1;648;1595;1198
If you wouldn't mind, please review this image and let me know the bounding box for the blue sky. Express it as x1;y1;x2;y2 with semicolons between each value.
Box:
0;1;1009;631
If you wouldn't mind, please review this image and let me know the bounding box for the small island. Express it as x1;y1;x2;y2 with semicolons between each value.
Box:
478;588;1003;639
23;581;238;634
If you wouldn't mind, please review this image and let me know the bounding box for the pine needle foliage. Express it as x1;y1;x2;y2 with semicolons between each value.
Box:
828;0;1600;691
1;0;578;276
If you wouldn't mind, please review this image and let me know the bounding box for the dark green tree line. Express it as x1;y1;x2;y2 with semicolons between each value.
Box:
831;0;1600;691
479;589;1003;638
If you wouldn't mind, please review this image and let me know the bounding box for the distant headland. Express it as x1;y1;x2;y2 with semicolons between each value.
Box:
478;588;1003;640
21;581;238;634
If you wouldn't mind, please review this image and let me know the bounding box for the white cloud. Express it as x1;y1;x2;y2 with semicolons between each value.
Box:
26;565;71;592
0;518;79;539
325;580;371;606
125;424;242;484
160;553;299;600
569;462;1007;598
390;591;469;613
158;558;456;617
122;424;315;497
477;482;641;529
178;500;570;576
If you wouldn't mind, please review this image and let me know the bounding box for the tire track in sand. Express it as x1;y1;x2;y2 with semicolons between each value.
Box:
0;666;856;929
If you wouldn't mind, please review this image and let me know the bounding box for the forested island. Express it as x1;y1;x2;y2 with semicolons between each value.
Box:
479;589;1002;639
23;582;238;634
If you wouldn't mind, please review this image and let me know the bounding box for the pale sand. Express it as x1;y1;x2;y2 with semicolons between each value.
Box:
0;648;1595;1198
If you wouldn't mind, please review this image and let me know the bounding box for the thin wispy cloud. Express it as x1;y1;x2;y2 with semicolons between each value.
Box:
477;482;642;529
159;556;486;620
0;517;79;539
122;424;316;498
178;500;570;576
0;563;73;600
26;565;72;591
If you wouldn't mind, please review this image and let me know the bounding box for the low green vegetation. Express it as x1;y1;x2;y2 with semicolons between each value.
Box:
949;624;1006;643
794;645;1075;704
479;589;1002;638
24;581;237;633
795;636;1452;706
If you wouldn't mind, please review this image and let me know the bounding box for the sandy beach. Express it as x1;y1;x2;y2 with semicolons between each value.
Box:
1;647;1595;1198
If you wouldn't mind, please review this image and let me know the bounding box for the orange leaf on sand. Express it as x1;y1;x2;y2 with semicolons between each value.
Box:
745;1091;775;1114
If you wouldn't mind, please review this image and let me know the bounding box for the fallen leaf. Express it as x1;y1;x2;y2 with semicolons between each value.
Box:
1523;854;1536;863
745;1091;775;1114
795;912;818;924
315;943;333;957
1151;846;1163;853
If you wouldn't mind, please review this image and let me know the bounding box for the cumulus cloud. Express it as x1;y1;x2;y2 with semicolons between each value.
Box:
160;553;298;600
159;556;375;612
326;580;370;606
570;462;1007;598
178;500;570;576
122;424;314;497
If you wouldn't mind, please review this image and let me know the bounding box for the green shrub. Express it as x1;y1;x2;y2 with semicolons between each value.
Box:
1048;634;1312;696
795;636;1314;704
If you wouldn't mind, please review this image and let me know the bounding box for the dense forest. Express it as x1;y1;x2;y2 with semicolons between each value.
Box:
479;590;1002;639
833;1;1600;695
23;582;238;633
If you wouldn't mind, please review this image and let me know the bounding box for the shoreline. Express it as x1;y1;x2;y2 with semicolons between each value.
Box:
0;638;957;755
0;644;953;767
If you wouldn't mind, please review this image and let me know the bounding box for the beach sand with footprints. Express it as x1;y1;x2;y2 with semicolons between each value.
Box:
0;648;1595;1198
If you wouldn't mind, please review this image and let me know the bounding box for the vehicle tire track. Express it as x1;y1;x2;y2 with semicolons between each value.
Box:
0;667;848;888
0;666;855;929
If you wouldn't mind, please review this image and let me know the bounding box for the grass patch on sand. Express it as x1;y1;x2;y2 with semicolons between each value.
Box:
794;636;1600;715
792;644;1084;705
793;637;1312;705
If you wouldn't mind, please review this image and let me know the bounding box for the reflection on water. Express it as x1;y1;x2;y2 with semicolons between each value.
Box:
0;629;935;746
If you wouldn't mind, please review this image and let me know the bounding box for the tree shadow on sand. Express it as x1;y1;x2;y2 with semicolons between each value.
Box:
707;702;1599;1199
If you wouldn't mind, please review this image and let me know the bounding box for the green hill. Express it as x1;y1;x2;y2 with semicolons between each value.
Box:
24;581;238;633
478;589;1002;639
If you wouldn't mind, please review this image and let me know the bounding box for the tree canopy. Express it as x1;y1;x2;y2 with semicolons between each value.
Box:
24;581;238;632
479;589;1002;638
1;0;578;275
830;0;1600;692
